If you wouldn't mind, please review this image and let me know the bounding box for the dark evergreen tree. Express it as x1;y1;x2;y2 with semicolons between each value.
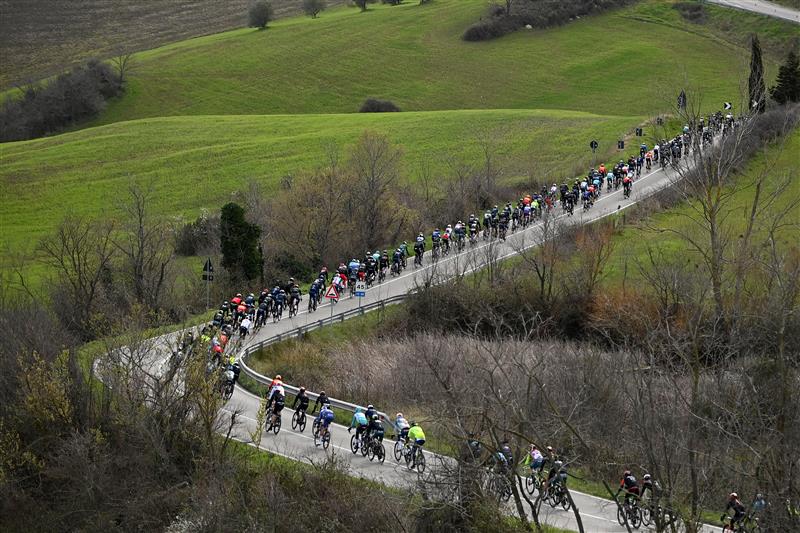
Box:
749;34;766;113
770;49;800;105
220;202;261;281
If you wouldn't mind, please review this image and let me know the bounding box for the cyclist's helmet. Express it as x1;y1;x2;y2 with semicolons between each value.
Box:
729;493;738;499
418;233;423;238
275;374;282;380
410;421;417;427
403;241;407;245
367;404;374;409
372;414;379;421
299;387;305;392
236;293;242;298
396;412;403;418
624;470;631;476
248;293;254;298
554;460;563;469
643;474;651;481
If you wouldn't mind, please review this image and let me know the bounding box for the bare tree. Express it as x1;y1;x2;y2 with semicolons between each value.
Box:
38;216;115;338
113;182;175;313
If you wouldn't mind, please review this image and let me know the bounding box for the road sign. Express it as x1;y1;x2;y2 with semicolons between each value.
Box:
203;258;214;273
635;127;643;137
723;102;732;110
202;274;214;281
617;140;625;150
355;281;367;298
589;140;598;152
324;284;339;301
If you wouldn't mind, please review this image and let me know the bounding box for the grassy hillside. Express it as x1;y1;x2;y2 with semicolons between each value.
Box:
0;0;346;89
0;108;637;268
95;0;794;125
603;125;800;285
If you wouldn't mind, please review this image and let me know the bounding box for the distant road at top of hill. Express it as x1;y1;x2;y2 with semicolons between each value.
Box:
0;0;346;90
710;0;800;23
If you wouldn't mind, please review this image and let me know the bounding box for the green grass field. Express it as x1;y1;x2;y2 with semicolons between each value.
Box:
2;0;796;287
94;0;794;124
0;109;637;269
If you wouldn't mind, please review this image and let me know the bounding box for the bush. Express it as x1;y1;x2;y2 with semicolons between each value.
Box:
0;59;123;143
673;1;707;24
175;212;219;256
359;98;401;112
463;0;639;42
303;0;327;18
248;1;274;29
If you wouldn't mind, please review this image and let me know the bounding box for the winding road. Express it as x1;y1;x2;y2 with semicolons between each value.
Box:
144;158;723;532
710;0;800;24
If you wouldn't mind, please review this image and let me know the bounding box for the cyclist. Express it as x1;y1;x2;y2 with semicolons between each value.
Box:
239;315;252;339
289;283;301;312
379;251;389;280
414;233;425;265
392;248;403;274
442;224;452;254
273;289;286;318
317;403;335;441
292;386;310;418
523;444;545;473
308;280;320;310
641;473;659;501
431;228;441;252
722;492;746;527
269;386;285;427
408;421;426;464
394;412;410;442
311;390;330;415
348;406;369;446
494;441;513;474
366;414;385;444
463;433;482;463
364;404;377;421
751;493;767;513
266;381;285;411
225;356;240;386
618;470;640;506
543;459;565;493
399;241;409;268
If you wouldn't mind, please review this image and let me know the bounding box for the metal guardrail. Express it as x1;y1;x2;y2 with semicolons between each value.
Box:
237;293;409;430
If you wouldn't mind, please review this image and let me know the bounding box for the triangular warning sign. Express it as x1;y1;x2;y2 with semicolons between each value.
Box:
324;284;339;300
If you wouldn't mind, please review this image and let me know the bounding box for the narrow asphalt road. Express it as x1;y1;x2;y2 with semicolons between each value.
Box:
709;0;800;23
143;157;723;532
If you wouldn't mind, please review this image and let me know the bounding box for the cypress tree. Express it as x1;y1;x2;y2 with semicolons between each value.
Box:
770;49;800;105
220;202;262;281
749;34;766;113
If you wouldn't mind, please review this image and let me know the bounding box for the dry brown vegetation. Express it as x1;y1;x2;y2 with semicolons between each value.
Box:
0;0;345;89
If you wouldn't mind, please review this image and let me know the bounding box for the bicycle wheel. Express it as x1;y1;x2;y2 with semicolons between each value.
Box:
376;443;385;464
367;443;375;462
298;413;306;432
641;505;652;527
272;416;281;435
630;506;641;529
525;475;536;496
416;452;426;474
360;438;369;457
350;435;359;454
393;440;404;462
560;488;571;511
322;432;330;450
617;507;626;526
548;487;559;508
292;411;300;430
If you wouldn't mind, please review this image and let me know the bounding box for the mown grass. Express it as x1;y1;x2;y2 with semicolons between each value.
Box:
0;108;638;282
94;0;792;124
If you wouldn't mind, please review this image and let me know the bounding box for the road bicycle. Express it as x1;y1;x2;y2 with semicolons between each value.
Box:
524;470;545;497
307;294;318;313
617;495;642;530
288;297;299;318
291;409;307;432
405;444;426;473
313;423;331;450
272;303;283;322
350;431;366;455
485;472;513;503
721;513;761;533
366;436;386;464
265;408;282;436
394;436;411;462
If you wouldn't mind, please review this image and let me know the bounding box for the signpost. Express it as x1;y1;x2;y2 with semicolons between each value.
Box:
355;280;367;306
723;102;732;110
202;258;214;309
324;284;339;321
